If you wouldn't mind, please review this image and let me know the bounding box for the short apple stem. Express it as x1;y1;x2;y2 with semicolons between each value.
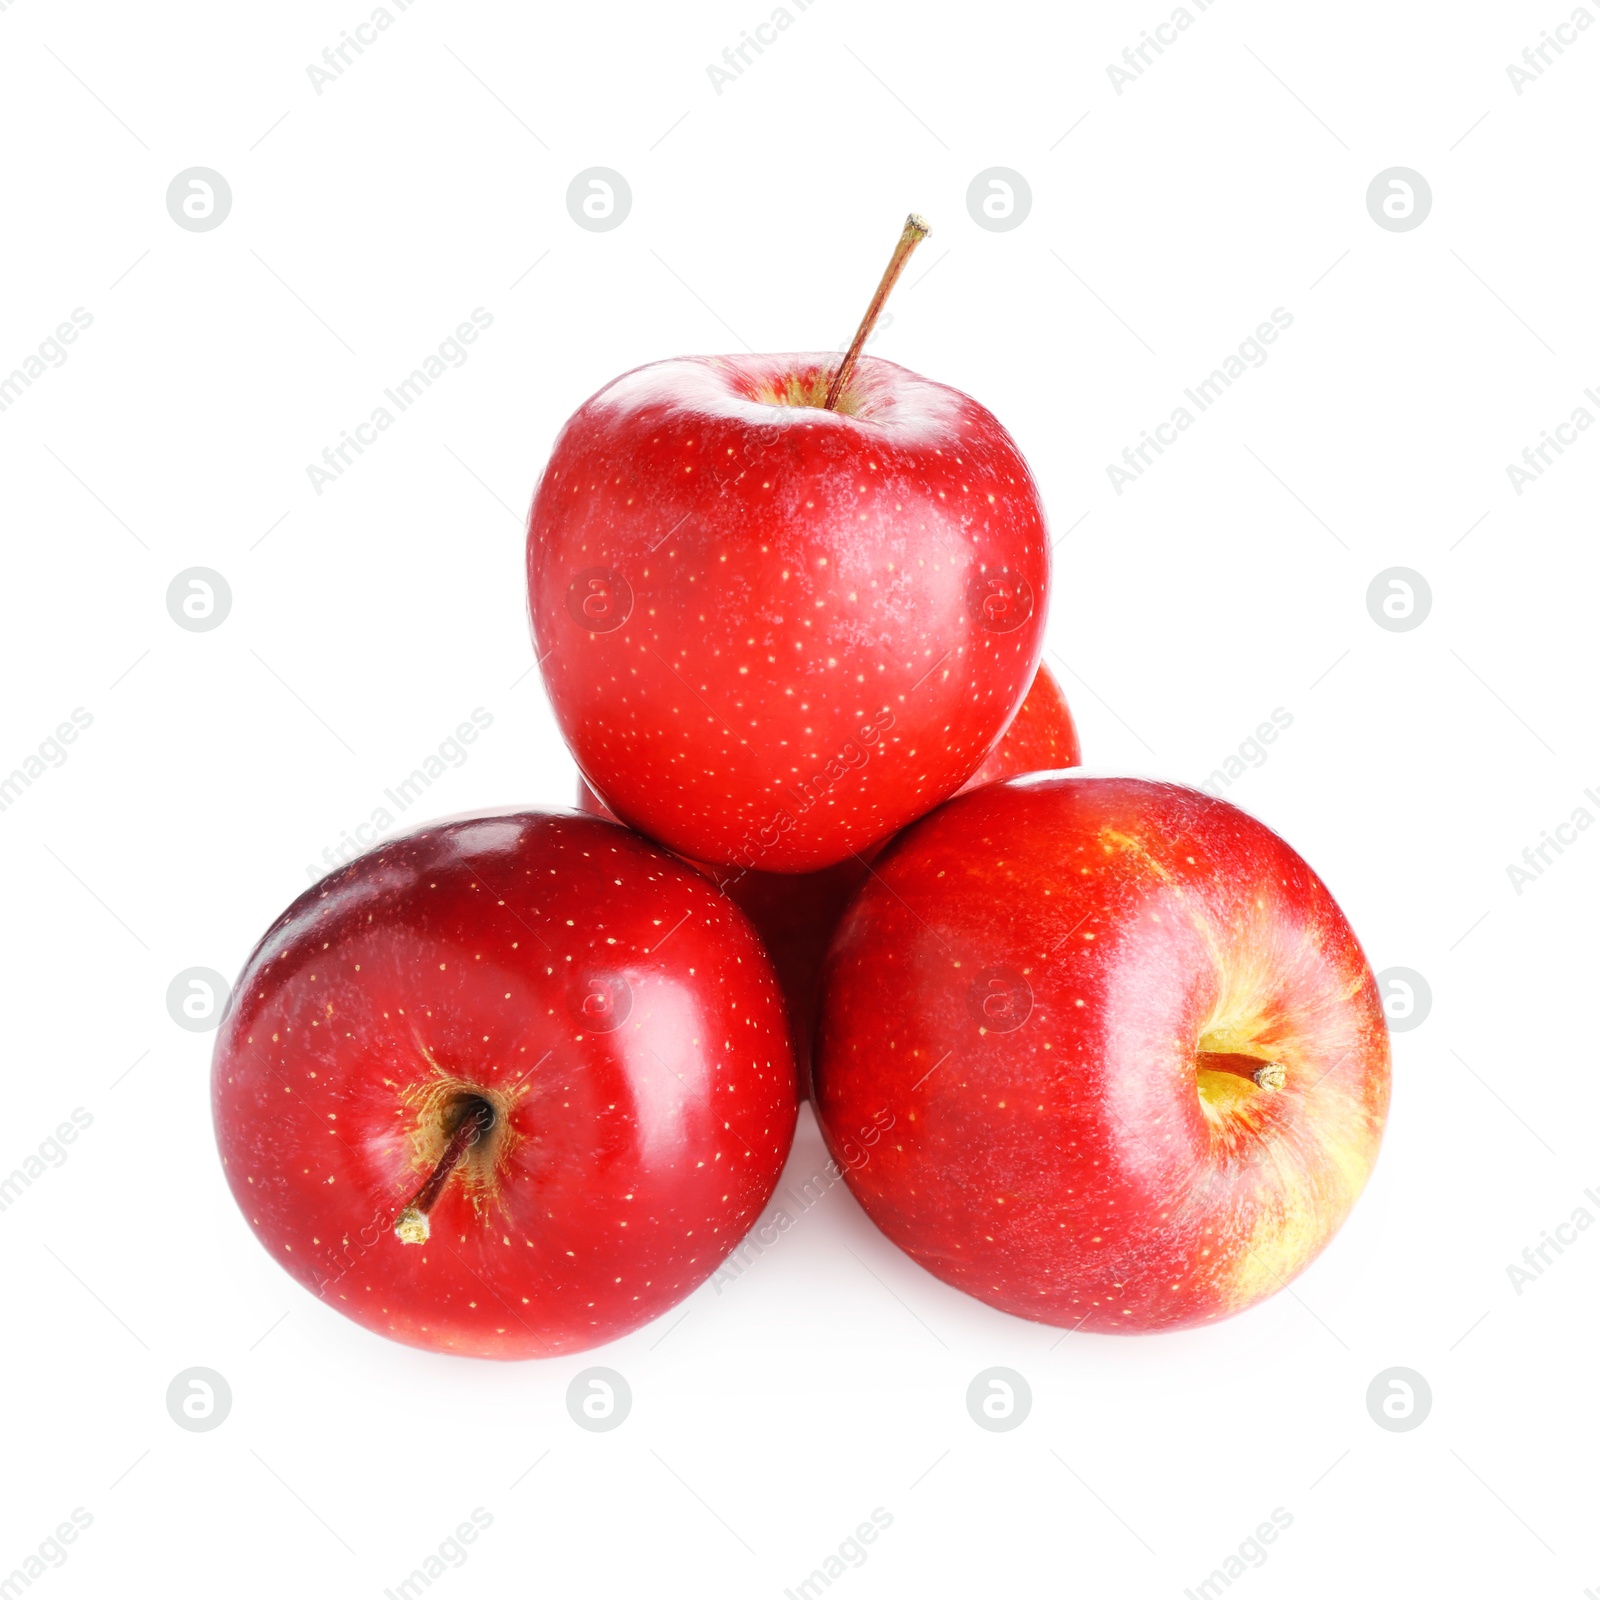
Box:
1198;1052;1287;1091
394;1099;494;1244
823;213;931;411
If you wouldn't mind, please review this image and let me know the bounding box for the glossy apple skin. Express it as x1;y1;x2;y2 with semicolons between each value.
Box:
960;658;1079;787
576;781;860;1092
529;353;1050;874
211;811;797;1359
580;664;1082;1088
813;775;1391;1333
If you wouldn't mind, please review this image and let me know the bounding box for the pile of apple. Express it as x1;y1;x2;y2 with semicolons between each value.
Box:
212;219;1391;1359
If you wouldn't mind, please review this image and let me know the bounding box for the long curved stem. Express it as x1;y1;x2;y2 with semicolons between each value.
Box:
824;213;930;411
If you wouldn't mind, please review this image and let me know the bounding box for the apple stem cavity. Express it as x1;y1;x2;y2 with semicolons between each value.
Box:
823;212;931;412
394;1098;495;1245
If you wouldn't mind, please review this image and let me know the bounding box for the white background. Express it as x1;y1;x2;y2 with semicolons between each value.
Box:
2;0;1596;1595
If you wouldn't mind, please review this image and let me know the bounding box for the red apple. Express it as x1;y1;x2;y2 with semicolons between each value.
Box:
813;775;1391;1333
580;663;1082;1088
211;810;798;1359
959;657;1080;788
528;350;1050;874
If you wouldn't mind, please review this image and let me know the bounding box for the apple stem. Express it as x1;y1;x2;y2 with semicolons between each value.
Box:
1199;1051;1287;1091
823;213;931;411
394;1100;494;1244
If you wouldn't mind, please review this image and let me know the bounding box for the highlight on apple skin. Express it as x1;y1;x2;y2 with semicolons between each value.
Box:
812;773;1391;1333
210;810;798;1359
